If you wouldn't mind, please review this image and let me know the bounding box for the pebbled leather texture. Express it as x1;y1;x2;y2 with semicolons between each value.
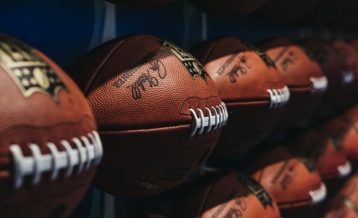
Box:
262;37;325;129
71;34;224;197
0;34;98;218
173;171;281;218
248;146;324;209
192;37;286;157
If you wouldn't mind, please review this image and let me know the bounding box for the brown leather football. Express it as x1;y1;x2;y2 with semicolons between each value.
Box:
324;173;358;218
192;37;288;158
189;0;269;16
107;0;176;9
70;34;228;197
332;40;358;106
333;105;358;160
173;171;281;218
257;0;320;22
262;37;327;128
248;146;326;208
292;128;352;180
0;34;102;217
302;39;352;119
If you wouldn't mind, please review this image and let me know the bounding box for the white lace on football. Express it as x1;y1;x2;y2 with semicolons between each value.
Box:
310;76;328;93
267;86;290;110
338;161;352;178
342;70;354;84
343;196;358;213
9;130;103;189
189;102;228;137
310;183;327;204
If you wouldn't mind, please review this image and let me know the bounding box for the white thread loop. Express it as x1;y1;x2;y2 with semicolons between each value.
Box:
72;137;86;174
47;142;61;181
338;161;352;178
267;86;290;109
189;102;228;137
310;76;328;93
310;183;327;204
342;70;354;84
9;130;103;189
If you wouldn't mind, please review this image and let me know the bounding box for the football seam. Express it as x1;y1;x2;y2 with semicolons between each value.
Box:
201;41;219;64
0;115;95;142
84;39;126;94
99;123;192;133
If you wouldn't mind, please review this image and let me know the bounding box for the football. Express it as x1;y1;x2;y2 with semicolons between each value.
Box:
192;37;288;158
332;39;358;107
248;146;326;208
262;37;327;128
291;128;352;180
324;173;358;218
0;34;102;217
70;34;228;197
322;106;358;161
174;171;281;218
302;38;352;119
